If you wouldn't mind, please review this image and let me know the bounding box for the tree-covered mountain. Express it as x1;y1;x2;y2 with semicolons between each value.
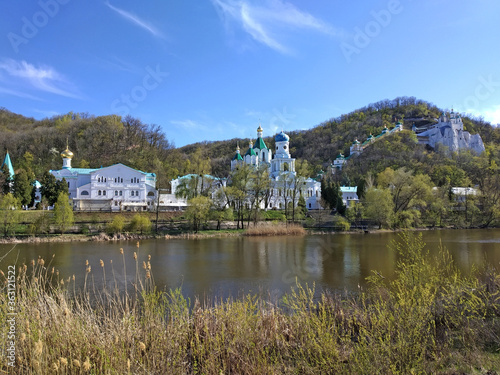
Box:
179;97;500;185
1;97;499;190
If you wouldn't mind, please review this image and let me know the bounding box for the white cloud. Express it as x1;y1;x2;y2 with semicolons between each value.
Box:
105;2;163;38
0;59;81;99
461;104;500;126
211;0;341;54
482;105;500;125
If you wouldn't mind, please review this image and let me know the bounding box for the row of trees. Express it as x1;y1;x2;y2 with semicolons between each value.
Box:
0;192;73;236
345;166;500;229
176;162;310;232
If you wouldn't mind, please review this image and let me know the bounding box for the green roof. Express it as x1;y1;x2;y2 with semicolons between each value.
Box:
1;152;15;179
245;147;257;156
253;137;268;150
232;152;243;161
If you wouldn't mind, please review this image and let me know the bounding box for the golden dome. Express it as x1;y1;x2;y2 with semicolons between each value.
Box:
257;125;263;132
61;147;74;159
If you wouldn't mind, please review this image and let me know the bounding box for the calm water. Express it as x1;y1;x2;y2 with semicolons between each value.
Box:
1;229;499;299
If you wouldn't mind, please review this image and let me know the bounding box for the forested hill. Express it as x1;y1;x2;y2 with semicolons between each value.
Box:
1;97;499;189
180;97;500;180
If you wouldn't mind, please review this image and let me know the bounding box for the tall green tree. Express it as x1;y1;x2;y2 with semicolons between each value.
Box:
227;164;252;229
53;192;74;234
377;167;433;228
13;168;33;206
363;188;394;229
320;177;345;215
186;195;211;233
40;172;68;206
0;193;20;236
249;164;271;224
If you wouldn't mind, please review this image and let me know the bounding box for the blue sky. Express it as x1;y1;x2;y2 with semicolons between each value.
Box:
1;0;499;147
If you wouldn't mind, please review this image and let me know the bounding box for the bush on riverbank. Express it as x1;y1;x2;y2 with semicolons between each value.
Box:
244;222;306;236
0;234;499;374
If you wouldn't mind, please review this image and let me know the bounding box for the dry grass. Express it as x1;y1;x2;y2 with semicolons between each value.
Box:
244;222;306;236
0;234;499;374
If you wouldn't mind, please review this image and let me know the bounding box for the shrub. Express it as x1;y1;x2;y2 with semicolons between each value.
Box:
106;215;126;234
128;214;151;234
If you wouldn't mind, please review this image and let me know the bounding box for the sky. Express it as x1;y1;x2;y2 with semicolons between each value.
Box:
1;0;499;147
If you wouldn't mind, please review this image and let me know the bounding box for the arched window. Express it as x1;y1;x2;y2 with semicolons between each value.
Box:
103;191;106;196
262;153;266;161
121;178;123;183
147;191;154;197
115;191;118;196
119;191;122;196
98;190;101;196
81;191;89;196
131;191;134;196
283;163;289;171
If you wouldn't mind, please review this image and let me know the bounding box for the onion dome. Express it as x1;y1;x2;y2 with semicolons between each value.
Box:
352;139;360;145
61;147;74;159
275;131;290;142
257;125;263;133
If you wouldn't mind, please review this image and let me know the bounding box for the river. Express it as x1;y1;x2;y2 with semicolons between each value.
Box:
1;229;499;300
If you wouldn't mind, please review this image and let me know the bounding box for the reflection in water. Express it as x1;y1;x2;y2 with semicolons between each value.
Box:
0;229;499;300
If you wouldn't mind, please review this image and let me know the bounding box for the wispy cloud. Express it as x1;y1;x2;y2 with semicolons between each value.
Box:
0;86;42;101
170;119;209;131
105;2;163;38
211;0;341;54
0;59;81;99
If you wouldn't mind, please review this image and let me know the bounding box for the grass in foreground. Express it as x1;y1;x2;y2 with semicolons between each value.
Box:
0;234;499;374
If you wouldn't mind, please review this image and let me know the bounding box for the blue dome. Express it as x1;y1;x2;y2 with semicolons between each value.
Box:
275;131;289;142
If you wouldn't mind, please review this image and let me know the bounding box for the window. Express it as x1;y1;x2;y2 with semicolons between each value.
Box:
136;191;139;196
81;191;89;196
115;191;118;196
98;190;101;196
103;190;106;196
67;181;70;188
119;191;122;196
147;191;154;197
309;203;311;208
131;191;134;197
121;178;123;183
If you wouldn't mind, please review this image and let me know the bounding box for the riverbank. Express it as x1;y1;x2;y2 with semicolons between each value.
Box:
0;224;490;244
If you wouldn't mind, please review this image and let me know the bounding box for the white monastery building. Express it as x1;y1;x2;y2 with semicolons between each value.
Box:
50;145;157;211
414;110;485;154
231;126;322;210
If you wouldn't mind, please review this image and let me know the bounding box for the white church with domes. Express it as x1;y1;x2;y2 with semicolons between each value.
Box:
230;126;322;210
50;144;157;211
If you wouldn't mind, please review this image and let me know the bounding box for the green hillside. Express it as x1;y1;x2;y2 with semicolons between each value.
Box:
1;97;499;190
